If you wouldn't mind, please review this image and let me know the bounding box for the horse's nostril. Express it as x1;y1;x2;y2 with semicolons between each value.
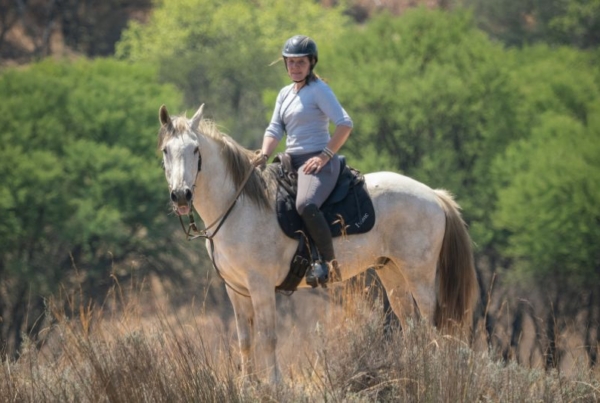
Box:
171;189;192;203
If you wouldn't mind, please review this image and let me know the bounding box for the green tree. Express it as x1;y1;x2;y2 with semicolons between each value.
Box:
492;110;600;366
115;0;351;147
489;45;600;365
493;113;600;283
493;45;600;284
0;58;184;356
548;0;600;48
461;0;600;48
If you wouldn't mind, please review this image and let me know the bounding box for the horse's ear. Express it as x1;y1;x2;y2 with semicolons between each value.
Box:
191;103;205;130
159;105;172;126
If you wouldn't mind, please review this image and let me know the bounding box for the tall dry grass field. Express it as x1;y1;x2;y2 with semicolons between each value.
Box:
1;275;599;402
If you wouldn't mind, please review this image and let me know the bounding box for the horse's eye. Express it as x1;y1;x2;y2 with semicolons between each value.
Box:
162;149;167;155
194;147;199;155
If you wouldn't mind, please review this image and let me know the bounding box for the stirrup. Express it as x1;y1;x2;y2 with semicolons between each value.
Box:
306;260;329;288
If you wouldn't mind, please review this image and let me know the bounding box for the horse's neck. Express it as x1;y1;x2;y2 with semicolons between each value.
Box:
192;139;238;224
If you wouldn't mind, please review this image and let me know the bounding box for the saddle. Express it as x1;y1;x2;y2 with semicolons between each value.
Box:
272;153;376;293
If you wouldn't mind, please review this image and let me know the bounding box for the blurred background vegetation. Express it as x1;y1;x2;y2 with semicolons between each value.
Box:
0;0;598;371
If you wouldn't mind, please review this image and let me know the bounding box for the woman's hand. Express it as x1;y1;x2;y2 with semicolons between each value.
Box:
251;152;269;168
303;153;330;174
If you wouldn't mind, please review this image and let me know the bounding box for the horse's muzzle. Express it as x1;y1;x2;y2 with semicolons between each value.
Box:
170;188;193;215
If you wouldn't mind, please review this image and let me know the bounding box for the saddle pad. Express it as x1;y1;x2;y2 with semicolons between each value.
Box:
275;161;376;239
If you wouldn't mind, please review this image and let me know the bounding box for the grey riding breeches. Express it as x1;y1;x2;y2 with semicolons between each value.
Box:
290;151;341;216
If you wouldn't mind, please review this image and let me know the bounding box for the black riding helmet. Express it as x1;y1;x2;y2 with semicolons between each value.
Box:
282;35;318;64
282;35;318;80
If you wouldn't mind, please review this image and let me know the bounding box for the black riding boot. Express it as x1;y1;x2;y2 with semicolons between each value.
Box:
301;204;335;288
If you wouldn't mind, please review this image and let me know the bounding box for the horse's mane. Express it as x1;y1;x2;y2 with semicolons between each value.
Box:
158;116;277;210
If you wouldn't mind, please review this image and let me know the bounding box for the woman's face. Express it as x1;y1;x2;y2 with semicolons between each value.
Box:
285;56;311;82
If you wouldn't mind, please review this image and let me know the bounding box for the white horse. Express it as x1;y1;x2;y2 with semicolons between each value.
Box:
158;104;478;384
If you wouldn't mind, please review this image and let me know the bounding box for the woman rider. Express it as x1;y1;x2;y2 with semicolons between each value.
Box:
254;35;353;288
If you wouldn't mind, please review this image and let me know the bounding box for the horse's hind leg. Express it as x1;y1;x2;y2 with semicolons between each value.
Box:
375;259;436;329
226;287;255;382
374;260;415;330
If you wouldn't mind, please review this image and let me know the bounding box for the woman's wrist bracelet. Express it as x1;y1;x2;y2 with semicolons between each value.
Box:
322;147;334;159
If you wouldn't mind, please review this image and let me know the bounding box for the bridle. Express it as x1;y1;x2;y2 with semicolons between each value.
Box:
174;146;255;297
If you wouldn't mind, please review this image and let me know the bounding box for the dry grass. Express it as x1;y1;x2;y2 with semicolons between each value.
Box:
1;277;599;402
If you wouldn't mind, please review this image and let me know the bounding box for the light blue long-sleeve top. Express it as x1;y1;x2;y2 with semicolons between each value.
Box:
264;79;353;155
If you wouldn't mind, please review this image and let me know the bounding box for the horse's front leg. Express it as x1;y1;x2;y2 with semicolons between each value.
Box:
249;285;281;385
226;286;255;382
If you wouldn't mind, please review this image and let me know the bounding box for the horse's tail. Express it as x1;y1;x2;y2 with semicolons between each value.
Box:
433;189;478;333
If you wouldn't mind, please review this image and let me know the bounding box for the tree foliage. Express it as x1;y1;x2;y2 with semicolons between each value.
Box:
494;113;600;283
492;45;600;285
0;58;183;356
461;0;600;48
